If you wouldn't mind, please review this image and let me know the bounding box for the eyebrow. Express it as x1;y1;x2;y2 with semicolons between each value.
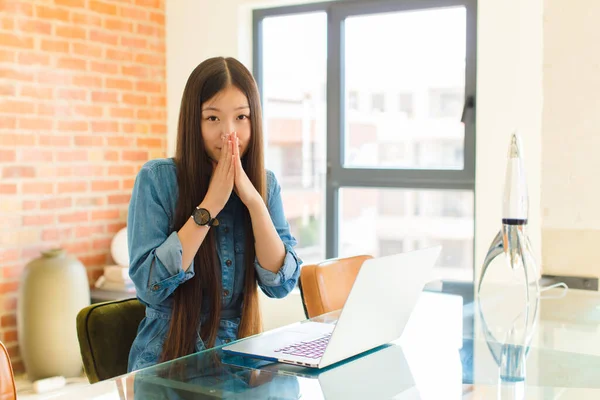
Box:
201;106;250;112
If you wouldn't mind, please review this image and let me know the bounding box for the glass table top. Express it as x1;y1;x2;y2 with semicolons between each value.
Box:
50;284;600;399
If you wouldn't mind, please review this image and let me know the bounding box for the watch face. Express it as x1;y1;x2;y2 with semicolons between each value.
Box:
193;208;211;225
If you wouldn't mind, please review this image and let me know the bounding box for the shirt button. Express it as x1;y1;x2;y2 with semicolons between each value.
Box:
226;259;232;267
224;339;231;343
224;227;229;233
152;284;159;291
223;290;230;296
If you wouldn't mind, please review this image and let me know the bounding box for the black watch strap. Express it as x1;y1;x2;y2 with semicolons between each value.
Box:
192;207;219;227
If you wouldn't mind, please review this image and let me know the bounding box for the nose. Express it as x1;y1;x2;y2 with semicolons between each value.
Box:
222;121;235;137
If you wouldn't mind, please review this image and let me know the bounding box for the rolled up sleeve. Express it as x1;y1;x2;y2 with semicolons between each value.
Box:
256;171;302;298
128;164;195;306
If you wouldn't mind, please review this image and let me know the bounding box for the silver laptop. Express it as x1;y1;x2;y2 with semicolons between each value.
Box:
223;246;441;369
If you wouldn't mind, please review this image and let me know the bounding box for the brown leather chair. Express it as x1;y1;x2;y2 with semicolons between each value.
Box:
299;255;373;318
0;340;16;400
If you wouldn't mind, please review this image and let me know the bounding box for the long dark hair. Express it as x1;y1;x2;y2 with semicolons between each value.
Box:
160;57;266;362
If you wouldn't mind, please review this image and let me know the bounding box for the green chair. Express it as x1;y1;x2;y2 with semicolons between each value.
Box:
76;298;146;383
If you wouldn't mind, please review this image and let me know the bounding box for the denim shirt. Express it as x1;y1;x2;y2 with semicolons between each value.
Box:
127;158;301;372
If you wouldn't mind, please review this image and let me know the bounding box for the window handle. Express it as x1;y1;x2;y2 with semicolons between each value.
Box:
461;95;475;124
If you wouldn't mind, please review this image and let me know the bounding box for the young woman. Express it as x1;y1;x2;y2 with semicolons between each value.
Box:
127;57;301;372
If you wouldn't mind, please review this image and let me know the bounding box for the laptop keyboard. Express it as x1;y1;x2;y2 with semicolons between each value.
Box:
274;333;332;359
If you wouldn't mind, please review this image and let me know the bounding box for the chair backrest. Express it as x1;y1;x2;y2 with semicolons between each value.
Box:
0;340;16;400
76;298;146;383
299;254;373;318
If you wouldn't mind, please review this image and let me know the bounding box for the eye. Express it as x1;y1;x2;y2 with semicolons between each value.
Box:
237;114;250;121
206;116;219;122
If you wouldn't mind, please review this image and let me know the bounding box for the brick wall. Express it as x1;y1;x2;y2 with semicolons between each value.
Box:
0;0;166;373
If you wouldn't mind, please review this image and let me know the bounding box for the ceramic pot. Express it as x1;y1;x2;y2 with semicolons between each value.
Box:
17;248;91;380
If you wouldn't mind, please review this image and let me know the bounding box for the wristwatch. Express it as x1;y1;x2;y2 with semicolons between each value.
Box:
191;206;219;227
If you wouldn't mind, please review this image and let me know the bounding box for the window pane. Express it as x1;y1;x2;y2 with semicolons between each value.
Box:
339;188;474;281
262;13;327;264
343;7;467;170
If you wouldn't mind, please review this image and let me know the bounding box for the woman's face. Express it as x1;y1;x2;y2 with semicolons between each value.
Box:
201;85;251;163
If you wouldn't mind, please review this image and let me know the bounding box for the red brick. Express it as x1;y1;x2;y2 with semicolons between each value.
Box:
22;182;54;194
0;33;34;49
90;61;119;75
0;117;16;130
106;137;134;147
122;150;147;162
3;297;17;312
18;19;52;34
36;5;71;22
58;88;87;101
38;104;72;117
56;0;86;7
137;137;162;148
23;215;55;226
104;18;132;32
0;17;14;30
18;118;54;131
74;135;103;146
151;123;166;134
135;0;161;8
3;166;35;179
135;81;162;93
41;39;70;53
20;86;54;99
150;12;165;25
137;24;162;37
89;29;118;46
73;105;104;117
39;135;72;146
107;222;126;234
0;134;35;146
37;71;71;85
41;197;72;210
0;184;17;194
104;150;119;161
110;107;134;119
0;67;35;81
72;42;103;58
91;91;118;103
0;49;15;63
91;209;119;221
148;41;165;53
23;200;37;210
120;36;147;49
63;241;91;254
1;1;33;16
73;75;103;88
1;314;17;327
150;96;166;107
90;0;117;15
0;249;19;264
42;227;73;241
71;12;102;26
58;120;89;132
75;225;105;238
108;194;131;205
2;330;18;344
58;211;89;224
92;180;119;191
0;149;16;162
76;196;105;207
122;93;147;105
106;78;133;91
18;52;52;66
119;5;147;20
20;150;54;163
57;181;88;193
57;57;87;71
137;109;166;120
56;150;88;163
122;65;148;78
92;238;112;250
2;101;35;114
91;121;119;133
76;165;104;176
56;25;86;40
108;165;134;176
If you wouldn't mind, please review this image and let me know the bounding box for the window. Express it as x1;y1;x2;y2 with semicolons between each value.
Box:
254;0;476;280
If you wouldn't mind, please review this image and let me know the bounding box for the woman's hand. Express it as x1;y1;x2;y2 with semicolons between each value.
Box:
202;135;234;216
233;131;261;209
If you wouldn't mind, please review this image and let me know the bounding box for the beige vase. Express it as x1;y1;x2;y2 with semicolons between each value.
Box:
17;248;91;381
